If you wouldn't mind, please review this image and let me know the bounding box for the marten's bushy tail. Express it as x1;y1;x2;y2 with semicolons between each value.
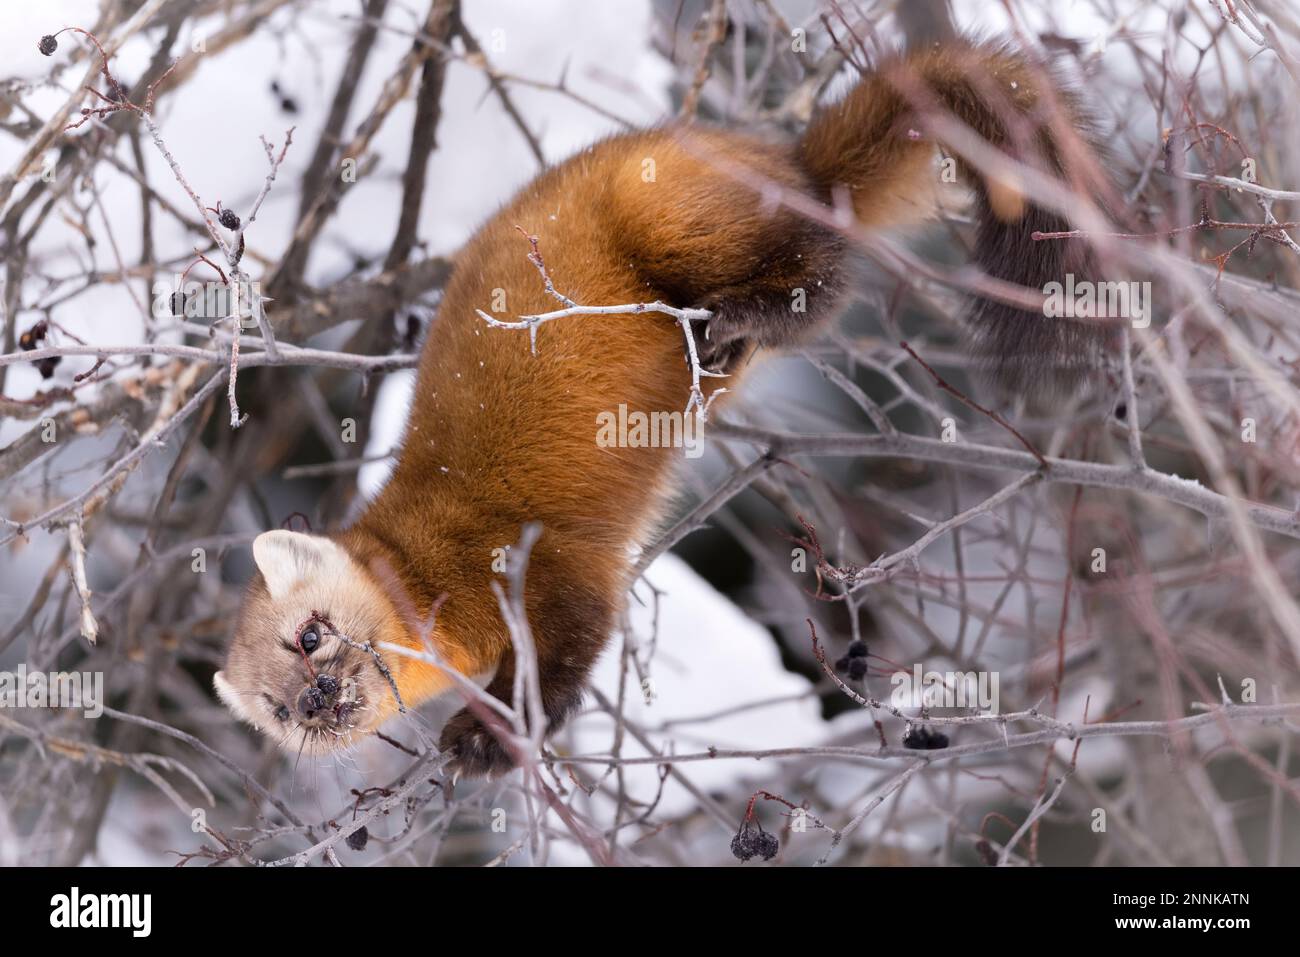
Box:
798;41;1113;394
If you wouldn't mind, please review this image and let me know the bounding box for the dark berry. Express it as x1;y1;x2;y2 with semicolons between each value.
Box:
19;320;48;350
316;674;340;695
754;830;779;861
834;655;851;672
975;839;998;866
345;826;369;851
730;829;757;862
169;291;189;317
279;97;298;115
36;356;61;378
39;35;58;56
846;640;868;658
1114;402;1127;420
218;208;240;230
310;686;327;708
847;657;868;680
903;724;949;750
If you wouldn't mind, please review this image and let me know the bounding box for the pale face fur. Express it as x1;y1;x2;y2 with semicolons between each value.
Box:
214;530;413;756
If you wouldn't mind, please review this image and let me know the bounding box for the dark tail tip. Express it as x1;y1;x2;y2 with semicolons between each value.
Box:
965;197;1114;398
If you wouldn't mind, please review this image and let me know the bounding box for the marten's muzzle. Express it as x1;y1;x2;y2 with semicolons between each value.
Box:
294;674;358;726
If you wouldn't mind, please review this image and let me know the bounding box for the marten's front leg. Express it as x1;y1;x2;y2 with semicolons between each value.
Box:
439;575;613;778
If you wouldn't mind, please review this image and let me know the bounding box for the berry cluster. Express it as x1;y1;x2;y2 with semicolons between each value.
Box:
316;673;340;696
834;639;869;681
18;320;60;379
730;817;779;863
902;723;949;750
269;80;298;115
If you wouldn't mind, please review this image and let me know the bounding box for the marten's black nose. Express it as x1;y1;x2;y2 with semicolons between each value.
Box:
296;685;326;720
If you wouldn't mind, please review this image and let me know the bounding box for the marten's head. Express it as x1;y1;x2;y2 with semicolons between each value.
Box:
214;530;413;755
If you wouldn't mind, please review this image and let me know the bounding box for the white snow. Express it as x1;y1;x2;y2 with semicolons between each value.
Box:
568;552;826;817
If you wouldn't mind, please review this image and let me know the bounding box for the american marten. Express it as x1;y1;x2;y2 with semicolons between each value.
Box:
214;40;1108;777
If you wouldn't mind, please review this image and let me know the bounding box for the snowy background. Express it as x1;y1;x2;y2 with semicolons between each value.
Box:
2;0;1298;867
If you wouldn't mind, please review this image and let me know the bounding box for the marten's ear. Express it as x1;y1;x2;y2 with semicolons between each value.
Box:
252;530;348;600
213;670;260;727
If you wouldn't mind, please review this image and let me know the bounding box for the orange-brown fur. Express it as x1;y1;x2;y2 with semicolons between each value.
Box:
218;40;1107;776
342;126;824;772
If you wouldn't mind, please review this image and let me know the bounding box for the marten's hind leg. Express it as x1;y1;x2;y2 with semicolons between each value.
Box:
605;129;848;373
692;241;847;372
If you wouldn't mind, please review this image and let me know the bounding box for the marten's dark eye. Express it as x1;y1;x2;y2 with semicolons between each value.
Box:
274;704;290;721
299;626;320;654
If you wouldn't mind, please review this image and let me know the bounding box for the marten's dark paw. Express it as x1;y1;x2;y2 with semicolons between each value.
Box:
695;294;805;373
696;307;758;375
696;331;751;376
695;304;748;369
439;709;515;780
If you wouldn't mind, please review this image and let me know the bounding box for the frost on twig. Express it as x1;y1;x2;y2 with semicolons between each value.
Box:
66;517;98;645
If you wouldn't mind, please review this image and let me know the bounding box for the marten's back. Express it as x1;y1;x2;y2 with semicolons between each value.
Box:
371;125;829;549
